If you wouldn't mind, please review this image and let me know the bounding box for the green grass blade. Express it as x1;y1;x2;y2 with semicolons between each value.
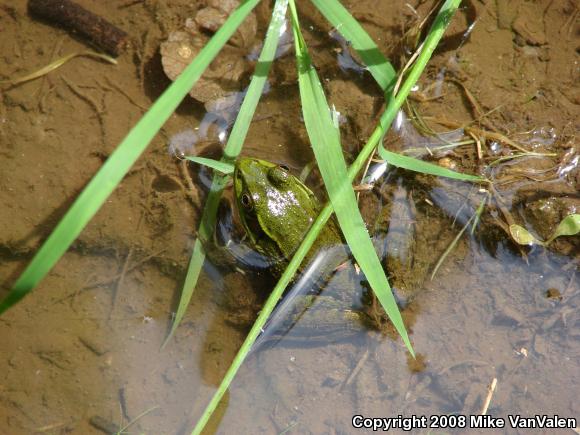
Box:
191;1;464;432
312;0;479;184
310;0;396;92
380;149;484;182
183;156;234;174
431;212;475;279
0;0;260;315
289;0;413;353
378;0;463;163
164;0;289;348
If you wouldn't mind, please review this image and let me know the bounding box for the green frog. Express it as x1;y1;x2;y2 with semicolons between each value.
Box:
233;157;342;272
231;157;381;343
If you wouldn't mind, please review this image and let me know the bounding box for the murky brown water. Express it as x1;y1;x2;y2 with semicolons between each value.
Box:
0;1;578;434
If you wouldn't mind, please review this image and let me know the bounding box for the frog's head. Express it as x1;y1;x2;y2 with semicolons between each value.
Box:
233;158;320;260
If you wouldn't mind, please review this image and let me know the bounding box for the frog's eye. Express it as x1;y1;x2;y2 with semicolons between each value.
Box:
279;164;290;172
268;166;290;187
241;193;253;210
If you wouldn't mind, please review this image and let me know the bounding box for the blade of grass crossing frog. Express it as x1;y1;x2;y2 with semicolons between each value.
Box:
192;1;465;432
183;156;234;174
0;0;261;316
164;0;289;347
310;0;396;92
289;0;414;355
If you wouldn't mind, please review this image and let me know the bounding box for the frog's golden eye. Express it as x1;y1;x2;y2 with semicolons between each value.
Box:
241;193;253;210
268;166;289;187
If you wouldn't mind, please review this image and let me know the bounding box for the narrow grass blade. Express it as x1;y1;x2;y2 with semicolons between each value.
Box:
191;1;464;432
381;148;484;182
431;212;475;279
310;0;396;92
313;0;478;187
183;156;234;174
378;0;466;175
0;0;260;315
0;51;116;85
187;4;290;425
164;0;289;347
289;0;413;353
470;193;488;234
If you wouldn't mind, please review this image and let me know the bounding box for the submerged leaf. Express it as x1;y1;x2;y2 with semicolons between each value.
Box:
546;214;580;244
509;224;543;246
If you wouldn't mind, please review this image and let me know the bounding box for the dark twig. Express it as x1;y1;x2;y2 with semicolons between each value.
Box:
29;0;129;56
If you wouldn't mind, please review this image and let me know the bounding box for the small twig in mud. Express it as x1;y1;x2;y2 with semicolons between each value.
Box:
102;77;148;111
438;359;489;376
34;422;66;432
109;247;134;317
62;75;106;142
427;116;546;155
480;377;497;415
62;76;104;114
84;248;166;289
118;0;145;8
343;348;370;388
448;78;485;119
467;130;483;161
29;0;130;56
179;159;202;209
89;415;120;434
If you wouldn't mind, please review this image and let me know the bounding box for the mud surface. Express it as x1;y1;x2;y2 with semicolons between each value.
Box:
0;0;578;434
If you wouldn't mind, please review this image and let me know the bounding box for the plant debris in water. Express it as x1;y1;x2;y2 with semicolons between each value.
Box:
160;0;257;106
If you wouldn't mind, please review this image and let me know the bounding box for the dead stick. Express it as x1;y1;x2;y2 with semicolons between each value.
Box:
480;377;497;415
29;0;129;56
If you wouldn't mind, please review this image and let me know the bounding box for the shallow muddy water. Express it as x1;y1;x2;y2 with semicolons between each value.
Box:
0;1;578;434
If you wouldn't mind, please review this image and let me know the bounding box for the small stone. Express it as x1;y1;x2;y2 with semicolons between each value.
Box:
545;288;562;301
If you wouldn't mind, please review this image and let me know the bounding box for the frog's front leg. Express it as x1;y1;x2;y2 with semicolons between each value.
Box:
203;199;276;272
